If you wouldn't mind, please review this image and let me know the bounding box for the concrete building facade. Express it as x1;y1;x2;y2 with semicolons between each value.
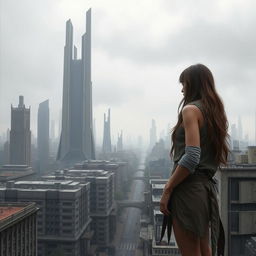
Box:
0;202;38;256
74;160;128;199
139;179;180;255
9;96;31;166
216;167;256;256
64;169;115;246
43;167;116;247
0;180;91;256
248;146;256;164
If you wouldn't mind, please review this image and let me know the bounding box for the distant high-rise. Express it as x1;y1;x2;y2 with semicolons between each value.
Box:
3;129;10;164
117;130;123;151
149;119;157;151
102;109;112;153
57;9;95;166
238;116;243;141
9;96;31;165
37;100;49;172
231;123;237;141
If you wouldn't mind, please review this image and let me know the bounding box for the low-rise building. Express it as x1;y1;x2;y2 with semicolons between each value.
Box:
139;178;180;255
0;202;38;256
0;165;35;182
43;168;115;247
216;166;256;256
74;160;128;199
0;179;91;256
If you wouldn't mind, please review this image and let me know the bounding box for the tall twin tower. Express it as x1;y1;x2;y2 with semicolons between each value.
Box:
57;9;95;166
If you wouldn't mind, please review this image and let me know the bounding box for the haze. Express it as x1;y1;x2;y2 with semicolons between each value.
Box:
1;0;256;147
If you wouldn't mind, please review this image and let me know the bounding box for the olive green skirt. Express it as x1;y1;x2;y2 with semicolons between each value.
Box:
159;170;225;256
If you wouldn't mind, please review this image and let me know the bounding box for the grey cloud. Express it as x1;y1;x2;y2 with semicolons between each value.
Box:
94;18;256;67
1;0;256;141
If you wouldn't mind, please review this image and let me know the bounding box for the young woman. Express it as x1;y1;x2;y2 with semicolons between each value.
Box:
159;64;229;256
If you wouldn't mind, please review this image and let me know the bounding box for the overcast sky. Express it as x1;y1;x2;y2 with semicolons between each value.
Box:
1;0;256;147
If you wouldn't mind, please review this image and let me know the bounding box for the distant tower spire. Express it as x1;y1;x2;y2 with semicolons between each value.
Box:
238;116;243;141
102;108;112;154
37;100;49;173
18;95;24;108
117;130;123;151
57;9;95;167
149;119;157;151
74;45;77;59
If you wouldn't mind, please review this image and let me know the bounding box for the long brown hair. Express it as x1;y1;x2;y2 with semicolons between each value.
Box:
170;64;230;165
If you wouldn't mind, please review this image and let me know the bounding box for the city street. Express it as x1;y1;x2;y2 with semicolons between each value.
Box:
115;157;146;256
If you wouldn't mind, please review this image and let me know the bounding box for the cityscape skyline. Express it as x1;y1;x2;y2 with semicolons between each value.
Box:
1;1;256;145
0;3;256;256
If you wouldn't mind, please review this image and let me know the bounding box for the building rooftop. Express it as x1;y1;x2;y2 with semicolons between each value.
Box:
69;169;110;176
152;184;165;189
0;202;39;232
0;165;34;181
149;179;168;184
2;180;85;191
0;206;24;221
223;165;256;169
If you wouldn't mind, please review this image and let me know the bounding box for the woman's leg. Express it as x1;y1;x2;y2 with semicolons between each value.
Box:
199;225;211;256
172;216;201;256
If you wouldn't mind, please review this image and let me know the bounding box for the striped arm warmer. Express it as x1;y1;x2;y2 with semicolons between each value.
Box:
178;146;201;174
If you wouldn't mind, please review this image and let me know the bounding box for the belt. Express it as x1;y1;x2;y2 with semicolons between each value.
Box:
158;172;225;256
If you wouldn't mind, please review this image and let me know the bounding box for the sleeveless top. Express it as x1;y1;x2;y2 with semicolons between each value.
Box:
171;99;218;178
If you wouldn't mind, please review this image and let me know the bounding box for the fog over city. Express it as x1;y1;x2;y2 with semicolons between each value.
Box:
1;0;256;146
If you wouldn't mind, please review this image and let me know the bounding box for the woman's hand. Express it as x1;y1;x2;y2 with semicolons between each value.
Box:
160;187;173;216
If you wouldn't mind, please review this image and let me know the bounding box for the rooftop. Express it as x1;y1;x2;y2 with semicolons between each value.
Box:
0;206;24;221
0;202;39;232
68;169;111;177
0;166;34;181
2;180;85;191
152;184;165;189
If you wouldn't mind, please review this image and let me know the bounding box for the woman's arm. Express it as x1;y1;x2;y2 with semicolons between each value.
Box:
164;104;201;192
160;105;201;215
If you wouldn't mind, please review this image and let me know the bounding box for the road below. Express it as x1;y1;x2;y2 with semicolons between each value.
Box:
115;154;146;256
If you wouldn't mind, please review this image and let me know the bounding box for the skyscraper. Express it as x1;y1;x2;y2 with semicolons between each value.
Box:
149;119;157;151
102;108;112;153
117;130;123;152
231;123;237;141
57;9;95;166
9;96;31;165
238;116;243;141
37;100;49;172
